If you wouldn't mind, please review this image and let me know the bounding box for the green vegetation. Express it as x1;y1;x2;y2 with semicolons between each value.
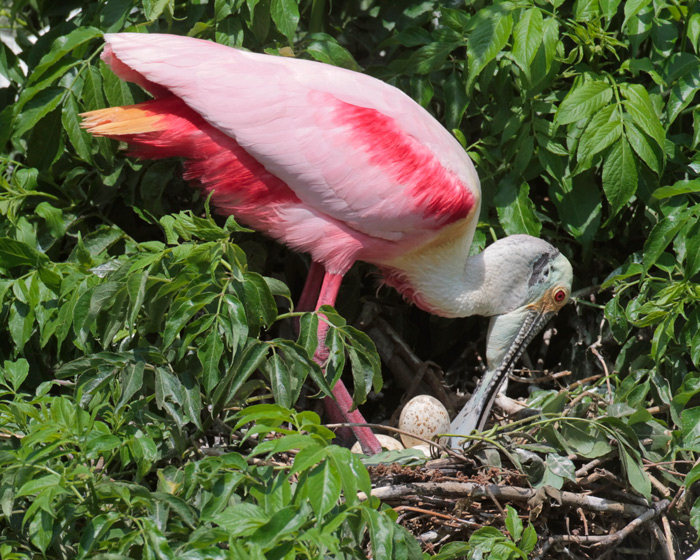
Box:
1;0;699;557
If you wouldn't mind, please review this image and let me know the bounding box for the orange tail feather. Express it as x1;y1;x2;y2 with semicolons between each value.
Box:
80;104;167;136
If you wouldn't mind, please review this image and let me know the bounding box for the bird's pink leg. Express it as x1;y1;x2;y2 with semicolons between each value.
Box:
313;272;382;455
296;261;325;313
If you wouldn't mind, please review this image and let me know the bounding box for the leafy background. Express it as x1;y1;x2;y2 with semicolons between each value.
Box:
1;0;699;558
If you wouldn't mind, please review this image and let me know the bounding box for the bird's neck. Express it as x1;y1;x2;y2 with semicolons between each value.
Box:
379;218;498;319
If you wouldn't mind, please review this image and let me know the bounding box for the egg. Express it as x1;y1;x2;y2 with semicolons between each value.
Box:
351;434;404;454
410;444;433;457
398;395;450;448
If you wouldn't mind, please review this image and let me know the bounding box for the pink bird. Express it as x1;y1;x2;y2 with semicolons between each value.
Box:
82;33;573;455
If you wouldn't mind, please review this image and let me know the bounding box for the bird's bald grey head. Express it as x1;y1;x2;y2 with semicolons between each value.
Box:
473;234;572;317
483;234;572;369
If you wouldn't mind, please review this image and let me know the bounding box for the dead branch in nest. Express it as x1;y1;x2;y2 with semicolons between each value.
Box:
358;480;652;518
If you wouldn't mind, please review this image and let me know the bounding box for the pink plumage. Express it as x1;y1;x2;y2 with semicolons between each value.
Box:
81;33;484;454
83;33;480;280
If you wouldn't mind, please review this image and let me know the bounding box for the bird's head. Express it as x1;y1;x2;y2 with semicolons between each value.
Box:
484;235;573;376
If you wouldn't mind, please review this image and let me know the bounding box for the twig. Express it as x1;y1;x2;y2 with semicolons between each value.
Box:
324;422;464;461
588;318;613;402
567;373;603;391
661;514;676;560
393;505;465;523
669;454;700;511
646;471;672;498
359;481;651;517
508;370;573;384
535;500;670;559
575;458;607;478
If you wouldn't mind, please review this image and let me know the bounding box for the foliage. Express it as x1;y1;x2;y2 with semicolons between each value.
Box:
0;0;699;557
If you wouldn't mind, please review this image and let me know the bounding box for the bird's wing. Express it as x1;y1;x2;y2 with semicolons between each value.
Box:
102;33;480;242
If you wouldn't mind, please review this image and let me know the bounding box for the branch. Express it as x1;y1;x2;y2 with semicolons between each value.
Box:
535;499;670;559
359;480;651;517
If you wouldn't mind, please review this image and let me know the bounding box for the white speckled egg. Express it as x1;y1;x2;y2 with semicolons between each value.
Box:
351;434;404;454
399;395;450;448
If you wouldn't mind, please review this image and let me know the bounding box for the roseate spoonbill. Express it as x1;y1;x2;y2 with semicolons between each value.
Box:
81;33;573;454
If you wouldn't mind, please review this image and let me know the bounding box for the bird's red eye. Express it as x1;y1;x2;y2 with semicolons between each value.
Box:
554;289;567;303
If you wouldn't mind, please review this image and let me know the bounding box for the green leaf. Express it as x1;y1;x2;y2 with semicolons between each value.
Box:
28;106;65;169
505;505;523;542
621;84;666;150
162;292;218;348
297;313;319;358
198;328;225;393
212;502;269;536
143;0;172;20
602;137;637;215
691;498;700;535
3;358;29;391
305;36;359;70
689;14;700;53
652;178;700;198
30;27;102;85
622;0;652;28
86;434;121;457
100;58;135;106
116;361;145;411
301;460;342;516
270;0;299;45
342;326;382;404
242;271;278;331
512;8;544;79
625;120;661;174
35;202;66;239
551;178;601;250
519;524;537;553
643;209;692;271
684;220;700;279
443;71;468;131
0;237;48;268
61;94;92;163
576;105;622;166
407;42;459;75
495;178;542;236
16;474;61;498
686;464;700;488
13;86;64;139
556;80;612;125
468;6;513;85
264;352;291;408
213;339;269;414
682;407;700;447
619;445;651;500
28;509;53;553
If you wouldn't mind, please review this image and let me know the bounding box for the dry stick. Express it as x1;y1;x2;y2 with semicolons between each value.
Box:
393;505;464;522
535;499;670;559
358;480;651;517
649;522;673;560
567;373;603;391
647;404;671;415
575;457;607;479
646;471;672;498
589;318;613;402
536;325;554;371
661;515;676;560
509;369;573;384
668;454;700;512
